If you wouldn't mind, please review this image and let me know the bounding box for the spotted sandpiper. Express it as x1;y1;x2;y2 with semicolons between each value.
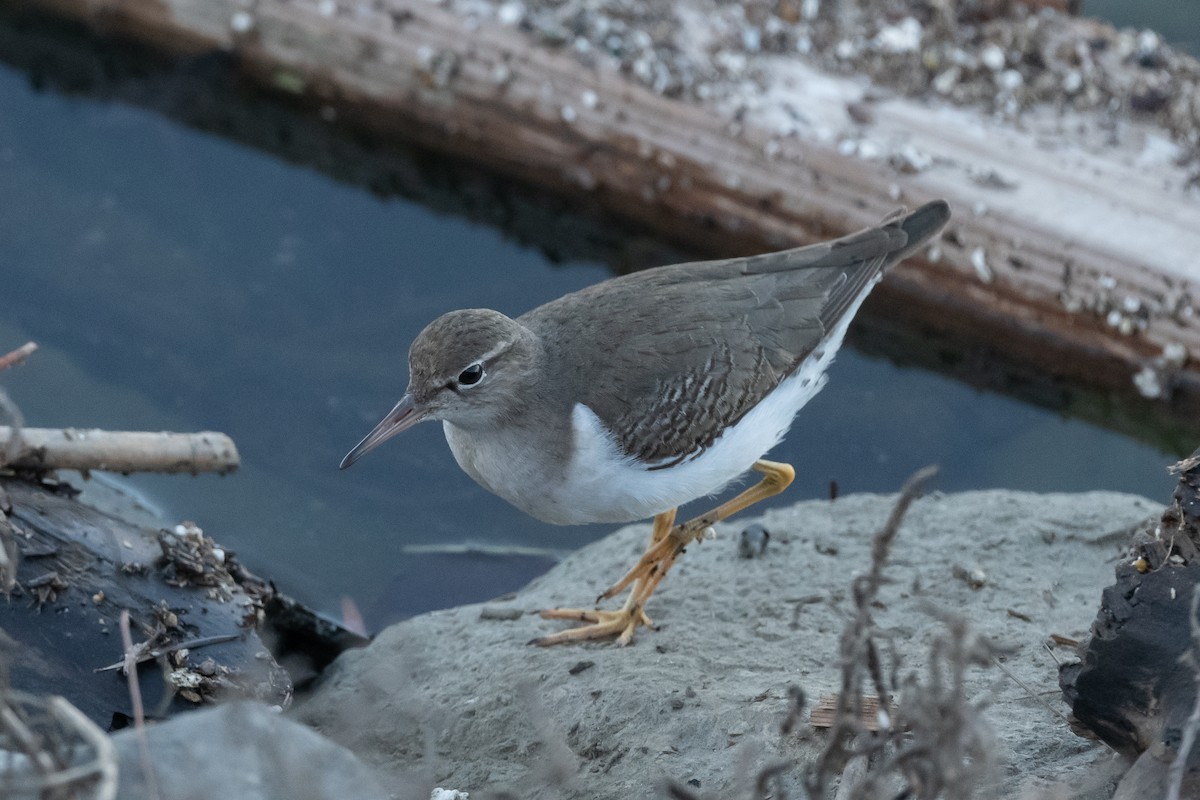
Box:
341;200;950;645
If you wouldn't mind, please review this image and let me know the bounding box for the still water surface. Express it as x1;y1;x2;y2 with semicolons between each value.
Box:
0;33;1189;629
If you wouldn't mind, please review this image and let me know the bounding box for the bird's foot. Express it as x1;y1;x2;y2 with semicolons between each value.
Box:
531;602;653;647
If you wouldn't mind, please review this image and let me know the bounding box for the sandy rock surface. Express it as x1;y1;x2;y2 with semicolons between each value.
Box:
297;489;1160;799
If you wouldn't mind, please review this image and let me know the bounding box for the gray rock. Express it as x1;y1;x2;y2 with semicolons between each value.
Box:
296;490;1158;799
113;701;387;800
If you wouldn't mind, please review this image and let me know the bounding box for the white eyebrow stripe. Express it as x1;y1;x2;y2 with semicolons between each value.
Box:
473;339;513;366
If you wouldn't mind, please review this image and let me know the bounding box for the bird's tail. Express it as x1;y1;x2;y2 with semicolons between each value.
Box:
889;200;951;261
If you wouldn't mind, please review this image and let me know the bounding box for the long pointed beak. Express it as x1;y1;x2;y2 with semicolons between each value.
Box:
340;394;425;469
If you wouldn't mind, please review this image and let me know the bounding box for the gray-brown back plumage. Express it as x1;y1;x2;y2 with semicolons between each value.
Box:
520;200;949;466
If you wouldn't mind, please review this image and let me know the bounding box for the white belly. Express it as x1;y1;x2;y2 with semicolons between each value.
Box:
544;347;832;523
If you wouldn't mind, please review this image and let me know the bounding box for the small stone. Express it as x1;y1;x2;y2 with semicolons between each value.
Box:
1062;69;1083;94
738;524;770;558
1163;342;1188;367
875;18;922;54
496;1;523;26
971;248;993;283
1134;366;1163;399
952;564;987;589
933;66;961;95
230;11;255;33
742;27;762;53
980;43;1006;72
889;145;932;174
997;69;1023;92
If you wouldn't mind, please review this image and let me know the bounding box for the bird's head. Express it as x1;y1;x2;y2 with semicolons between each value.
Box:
339;309;535;469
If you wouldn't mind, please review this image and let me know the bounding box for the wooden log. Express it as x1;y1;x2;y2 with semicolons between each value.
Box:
1060;448;1200;794
0;428;240;475
4;0;1199;431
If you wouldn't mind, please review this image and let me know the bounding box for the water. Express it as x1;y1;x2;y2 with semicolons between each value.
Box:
1084;0;1200;56
0;16;1192;630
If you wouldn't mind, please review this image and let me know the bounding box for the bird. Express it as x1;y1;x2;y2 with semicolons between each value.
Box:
340;200;950;645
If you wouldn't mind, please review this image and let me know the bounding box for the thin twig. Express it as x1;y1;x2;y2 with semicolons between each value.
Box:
989;656;1074;728
0;342;36;373
94;633;241;673
120;611;161;800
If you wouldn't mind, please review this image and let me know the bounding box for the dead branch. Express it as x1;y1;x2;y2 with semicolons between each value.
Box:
0;427;240;475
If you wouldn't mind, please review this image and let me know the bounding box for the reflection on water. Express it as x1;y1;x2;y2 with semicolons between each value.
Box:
0;12;1192;628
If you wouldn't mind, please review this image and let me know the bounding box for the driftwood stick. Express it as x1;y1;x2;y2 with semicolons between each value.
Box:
0;427;239;475
0;342;37;373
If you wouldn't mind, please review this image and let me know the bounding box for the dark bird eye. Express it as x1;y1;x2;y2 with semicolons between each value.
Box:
458;364;484;386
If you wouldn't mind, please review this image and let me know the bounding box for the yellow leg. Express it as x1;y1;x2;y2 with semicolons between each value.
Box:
533;460;795;647
533;509;675;646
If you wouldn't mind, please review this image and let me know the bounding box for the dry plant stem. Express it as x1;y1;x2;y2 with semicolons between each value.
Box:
46;697;118;800
0;692;117;799
0;426;240;474
1167;586;1200;800
121;610;161;800
0;701;59;774
853;602;999;800
0;342;36;373
806;464;939;798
